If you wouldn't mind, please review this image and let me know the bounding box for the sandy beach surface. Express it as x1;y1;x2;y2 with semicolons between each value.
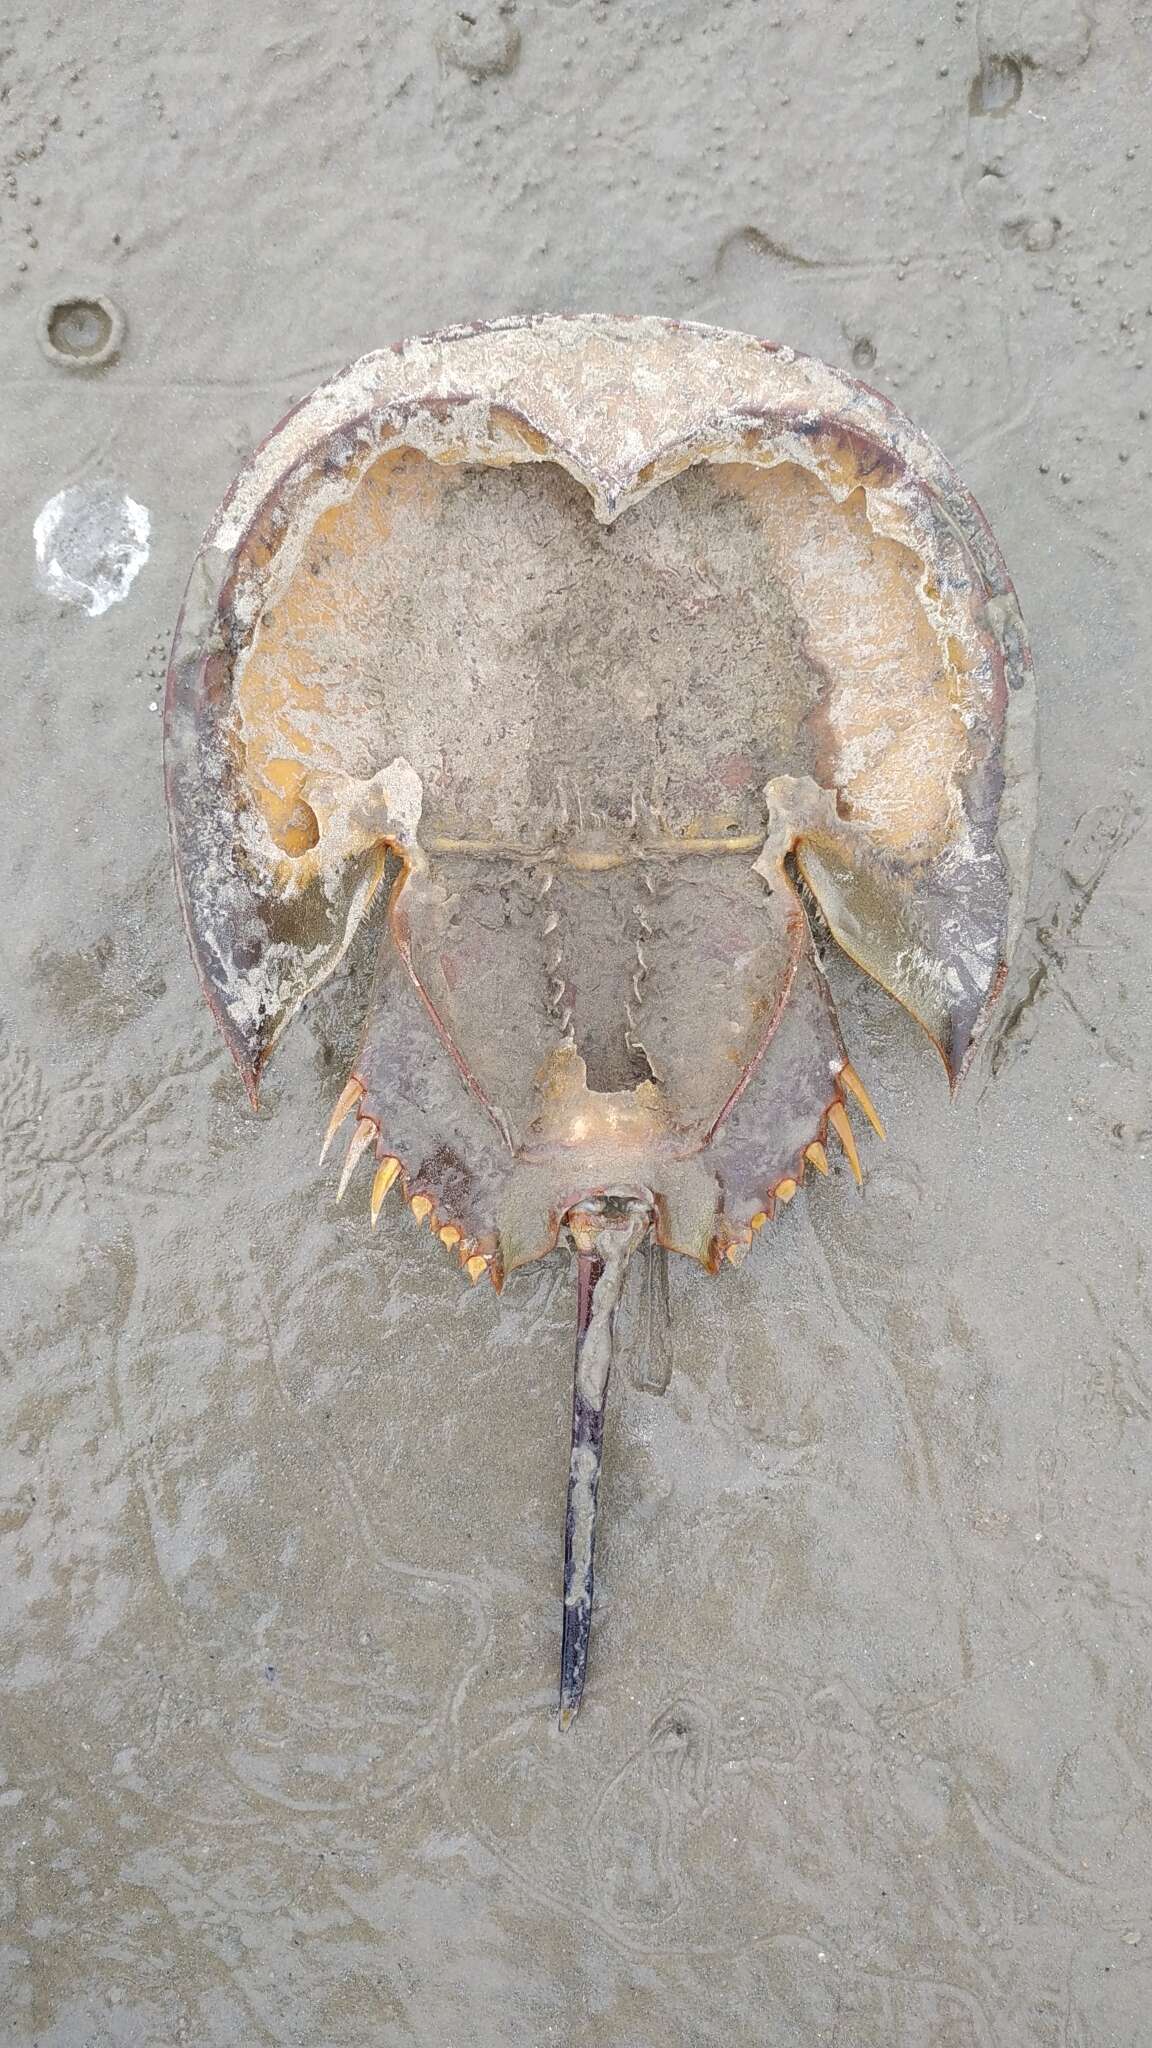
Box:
2;2;1151;2042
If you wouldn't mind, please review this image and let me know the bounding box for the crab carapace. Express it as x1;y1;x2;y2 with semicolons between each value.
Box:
165;315;1036;1727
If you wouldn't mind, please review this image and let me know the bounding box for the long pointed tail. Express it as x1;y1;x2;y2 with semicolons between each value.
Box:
558;1199;650;1730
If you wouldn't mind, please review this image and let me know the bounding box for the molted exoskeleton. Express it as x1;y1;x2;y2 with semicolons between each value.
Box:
166;316;1035;1723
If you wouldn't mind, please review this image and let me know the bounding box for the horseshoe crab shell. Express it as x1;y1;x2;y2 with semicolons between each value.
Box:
165;314;1036;1724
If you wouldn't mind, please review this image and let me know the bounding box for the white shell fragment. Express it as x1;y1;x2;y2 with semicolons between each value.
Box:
34;482;150;617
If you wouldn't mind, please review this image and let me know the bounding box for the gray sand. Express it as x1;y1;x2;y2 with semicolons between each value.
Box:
2;2;1151;2043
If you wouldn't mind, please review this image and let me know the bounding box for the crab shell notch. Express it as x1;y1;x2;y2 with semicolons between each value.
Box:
165;315;1036;1727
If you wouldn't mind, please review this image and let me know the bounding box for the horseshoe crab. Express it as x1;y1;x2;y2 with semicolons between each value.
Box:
165;315;1035;1727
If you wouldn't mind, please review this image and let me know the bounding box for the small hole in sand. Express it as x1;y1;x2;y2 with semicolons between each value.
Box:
969;55;1024;115
38;293;125;370
851;336;877;372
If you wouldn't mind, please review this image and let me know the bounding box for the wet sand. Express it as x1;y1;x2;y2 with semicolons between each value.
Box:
2;2;1151;2042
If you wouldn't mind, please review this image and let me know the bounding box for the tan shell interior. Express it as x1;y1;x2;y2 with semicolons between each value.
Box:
228;431;973;894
